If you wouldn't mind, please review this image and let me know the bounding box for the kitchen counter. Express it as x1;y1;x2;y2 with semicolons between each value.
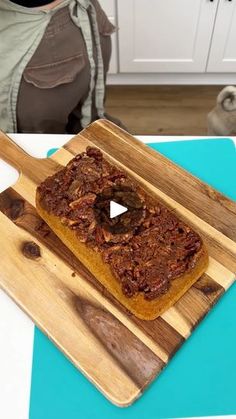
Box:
0;134;235;419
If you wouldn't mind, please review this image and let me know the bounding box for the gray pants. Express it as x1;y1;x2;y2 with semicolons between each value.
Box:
17;2;119;134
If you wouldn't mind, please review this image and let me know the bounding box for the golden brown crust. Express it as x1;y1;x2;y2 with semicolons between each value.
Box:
36;191;209;320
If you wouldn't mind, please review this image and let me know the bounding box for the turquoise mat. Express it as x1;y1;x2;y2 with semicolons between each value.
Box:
30;139;236;419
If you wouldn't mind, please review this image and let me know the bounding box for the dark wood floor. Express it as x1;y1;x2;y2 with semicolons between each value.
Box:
106;85;221;136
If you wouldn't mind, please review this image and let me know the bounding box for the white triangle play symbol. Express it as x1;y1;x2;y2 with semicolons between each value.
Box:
110;201;128;219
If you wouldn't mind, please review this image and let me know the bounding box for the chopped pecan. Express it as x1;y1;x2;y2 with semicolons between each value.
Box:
38;146;203;301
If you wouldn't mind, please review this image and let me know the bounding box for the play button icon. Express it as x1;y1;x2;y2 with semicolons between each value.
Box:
93;185;144;234
110;201;128;219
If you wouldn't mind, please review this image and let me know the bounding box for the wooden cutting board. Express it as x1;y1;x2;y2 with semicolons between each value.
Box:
0;120;235;407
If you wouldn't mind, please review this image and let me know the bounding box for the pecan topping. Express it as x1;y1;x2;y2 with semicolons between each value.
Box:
37;147;202;300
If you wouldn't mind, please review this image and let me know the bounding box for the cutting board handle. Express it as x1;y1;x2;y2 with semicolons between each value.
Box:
0;130;62;183
0;130;37;172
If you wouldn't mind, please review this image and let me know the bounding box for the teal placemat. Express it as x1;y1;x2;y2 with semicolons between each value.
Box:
30;139;236;419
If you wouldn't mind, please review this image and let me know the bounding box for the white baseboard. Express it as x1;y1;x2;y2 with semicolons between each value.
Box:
107;73;236;85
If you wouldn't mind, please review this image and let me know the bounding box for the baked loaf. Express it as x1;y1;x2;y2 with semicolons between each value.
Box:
36;146;208;320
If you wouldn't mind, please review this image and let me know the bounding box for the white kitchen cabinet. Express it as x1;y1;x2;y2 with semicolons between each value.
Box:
99;0;118;74
207;0;236;73
99;0;116;17
117;0;219;73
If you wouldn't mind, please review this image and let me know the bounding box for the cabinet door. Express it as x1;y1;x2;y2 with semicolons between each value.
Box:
99;0;115;17
117;0;218;73
99;0;118;74
207;0;236;72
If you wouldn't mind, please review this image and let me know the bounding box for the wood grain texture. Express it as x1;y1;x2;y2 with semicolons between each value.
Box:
0;122;235;406
106;85;220;136
0;131;60;183
75;300;164;389
0;212;163;406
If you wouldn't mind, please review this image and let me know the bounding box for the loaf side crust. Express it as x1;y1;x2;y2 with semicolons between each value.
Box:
36;191;209;320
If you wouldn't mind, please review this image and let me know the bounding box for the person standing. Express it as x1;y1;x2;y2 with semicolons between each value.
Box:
0;0;123;133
